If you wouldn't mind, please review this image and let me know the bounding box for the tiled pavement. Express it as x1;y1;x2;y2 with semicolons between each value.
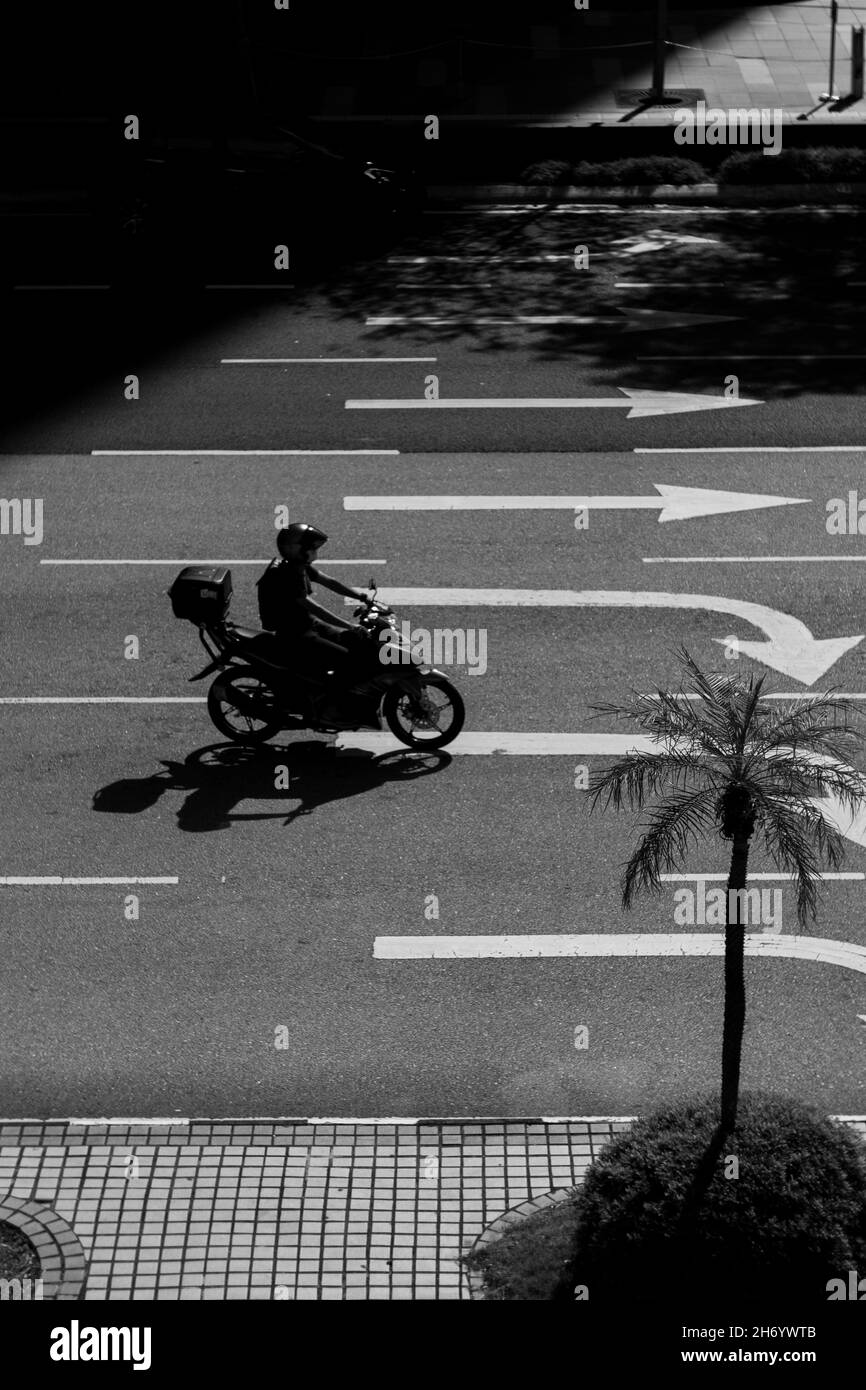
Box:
310;4;866;125
2;1116;865;1300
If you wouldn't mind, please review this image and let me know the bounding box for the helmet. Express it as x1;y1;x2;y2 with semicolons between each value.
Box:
277;523;328;558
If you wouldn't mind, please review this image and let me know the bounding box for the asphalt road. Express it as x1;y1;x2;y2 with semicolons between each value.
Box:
1;203;865;1117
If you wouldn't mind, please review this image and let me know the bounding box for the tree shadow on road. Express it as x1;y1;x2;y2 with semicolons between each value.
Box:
311;202;866;399
92;740;451;832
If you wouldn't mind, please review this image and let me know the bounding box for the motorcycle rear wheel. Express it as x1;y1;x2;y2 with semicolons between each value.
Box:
207;667;284;744
382;674;465;749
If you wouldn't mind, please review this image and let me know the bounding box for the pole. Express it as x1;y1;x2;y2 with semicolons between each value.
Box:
853;26;865;101
821;0;839;101
651;0;668;100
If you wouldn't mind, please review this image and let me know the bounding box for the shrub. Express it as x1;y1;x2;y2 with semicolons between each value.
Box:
463;1094;866;1301
520;159;573;185
719;146;866;185
569;156;707;186
571;1094;866;1303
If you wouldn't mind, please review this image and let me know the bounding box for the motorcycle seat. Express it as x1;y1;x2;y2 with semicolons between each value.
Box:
230;627;293;669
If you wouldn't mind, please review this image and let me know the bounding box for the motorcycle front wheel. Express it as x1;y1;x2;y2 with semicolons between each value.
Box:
382;674;465;749
207;667;284;744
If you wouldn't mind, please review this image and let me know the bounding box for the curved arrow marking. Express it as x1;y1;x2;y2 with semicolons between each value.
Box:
357;588;863;685
374;933;866;974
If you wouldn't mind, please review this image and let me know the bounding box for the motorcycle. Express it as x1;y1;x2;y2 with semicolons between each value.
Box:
168;565;465;749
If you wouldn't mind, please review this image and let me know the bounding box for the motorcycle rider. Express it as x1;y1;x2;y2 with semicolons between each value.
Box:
256;523;387;695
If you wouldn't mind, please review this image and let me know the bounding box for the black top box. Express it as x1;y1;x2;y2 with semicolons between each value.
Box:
168;567;233;623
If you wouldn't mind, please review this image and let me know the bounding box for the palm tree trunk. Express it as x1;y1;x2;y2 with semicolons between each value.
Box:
720;833;750;1135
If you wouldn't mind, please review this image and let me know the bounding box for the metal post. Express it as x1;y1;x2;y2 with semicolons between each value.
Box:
821;0;840;101
651;0;668;101
853;26;865;101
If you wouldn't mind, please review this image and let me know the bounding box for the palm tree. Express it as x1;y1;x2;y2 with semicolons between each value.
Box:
588;648;866;1136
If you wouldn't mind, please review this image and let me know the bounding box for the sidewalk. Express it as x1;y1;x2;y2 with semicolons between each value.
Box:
310;3;866;127
2;1115;865;1299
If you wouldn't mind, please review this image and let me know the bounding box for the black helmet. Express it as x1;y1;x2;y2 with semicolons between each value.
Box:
277;523;328;558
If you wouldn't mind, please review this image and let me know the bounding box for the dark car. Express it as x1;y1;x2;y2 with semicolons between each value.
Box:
96;121;424;288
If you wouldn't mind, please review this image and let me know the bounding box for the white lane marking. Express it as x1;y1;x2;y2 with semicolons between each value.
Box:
344;485;807;522
615;281;726;287
346;588;861;685
639;692;866;701
366;310;737;328
220;357;437;364
645;556;866;564
0;697;207;704
90;450;400;456
636;446;866;453
640;354;866;361
374;934;866;972
661;873;862;882
0;876;178;885
345;390;762;417
40;559;386;566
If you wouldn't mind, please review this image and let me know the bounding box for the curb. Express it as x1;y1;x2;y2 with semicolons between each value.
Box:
463;1187;578;1301
428;183;866;205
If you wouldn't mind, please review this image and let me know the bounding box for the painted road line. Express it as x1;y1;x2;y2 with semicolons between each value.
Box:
0;697;207;704
344;485;808;522
345;391;762;418
365;310;738;329
220;357;437;364
644;556;866;564
639;692;866;701
615;281;726;288
345;588;861;684
636;447;866;453
90;450;401;456
0;876;178;886
660;873;863;882
639;355;866;361
373;934;866;974
40;559;387;566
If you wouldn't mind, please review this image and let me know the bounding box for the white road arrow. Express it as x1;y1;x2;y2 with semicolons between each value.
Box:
354;588;862;684
366;308;738;329
344;483;809;523
345;389;763;417
611;230;721;256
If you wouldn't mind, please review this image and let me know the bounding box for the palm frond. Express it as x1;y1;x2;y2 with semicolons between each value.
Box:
621;790;719;909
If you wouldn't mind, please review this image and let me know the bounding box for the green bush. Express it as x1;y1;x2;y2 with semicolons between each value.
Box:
520;156;708;187
571;1094;866;1303
719;146;866;185
463;1095;866;1301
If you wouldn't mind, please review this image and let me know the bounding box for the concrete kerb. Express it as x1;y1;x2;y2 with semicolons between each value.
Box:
463;1187;578;1301
428;183;866;206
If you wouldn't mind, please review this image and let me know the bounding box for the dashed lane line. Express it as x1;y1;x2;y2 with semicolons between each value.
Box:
0;876;177;886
